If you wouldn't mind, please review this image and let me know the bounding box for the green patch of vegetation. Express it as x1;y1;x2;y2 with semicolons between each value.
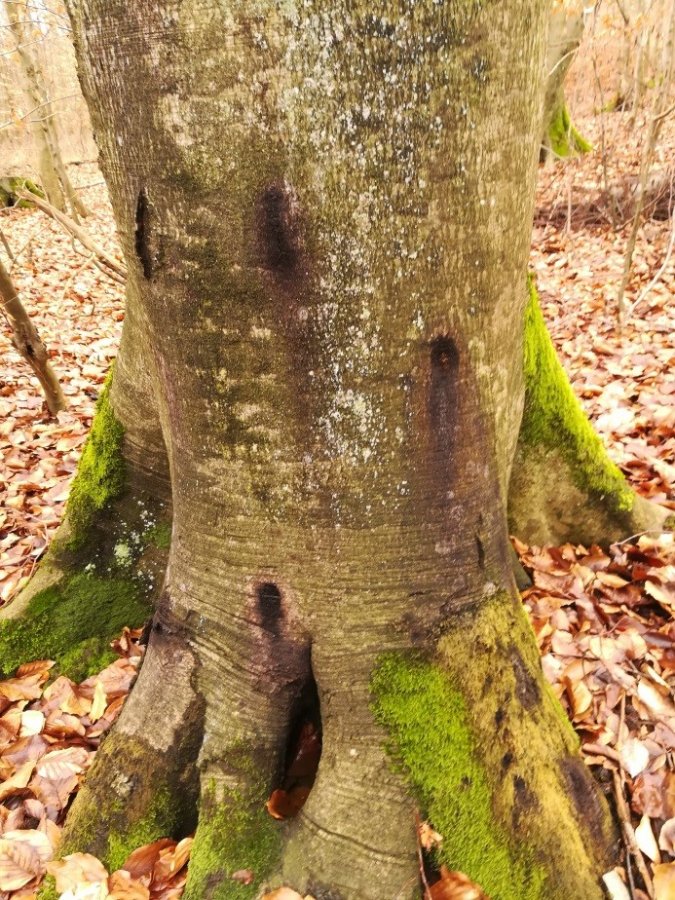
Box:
0;176;45;208
36;876;59;900
66;371;125;550
522;278;634;513
106;787;176;872
144;521;172;550
548;103;592;158
184;779;281;899
0;572;151;680
372;653;546;899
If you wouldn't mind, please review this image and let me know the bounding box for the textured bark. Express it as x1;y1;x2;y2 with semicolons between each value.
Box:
23;0;621;897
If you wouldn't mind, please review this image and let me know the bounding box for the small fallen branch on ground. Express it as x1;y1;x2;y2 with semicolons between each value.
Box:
0;257;66;416
15;189;127;284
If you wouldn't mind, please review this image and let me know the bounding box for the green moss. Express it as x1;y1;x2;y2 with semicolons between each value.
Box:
184;780;281;899
36;876;59;900
58;638;119;682
66;370;125;550
372;654;546;900
522;278;633;514
106;787;176;871
0;176;45;208
548;103;592;158
0;572;151;680
144;521;172;550
59;736;190;873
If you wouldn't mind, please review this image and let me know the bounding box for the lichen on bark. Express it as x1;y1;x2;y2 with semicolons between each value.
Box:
58;734;194;870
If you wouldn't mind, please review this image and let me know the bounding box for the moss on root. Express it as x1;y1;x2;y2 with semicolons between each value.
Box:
548;103;592;158
66;370;125;550
522;278;634;515
372;655;546;899
105;787;177;871
59;736;188;871
144;521;172;551
184;778;282;899
36;876;59;900
372;593;612;900
0;573;151;680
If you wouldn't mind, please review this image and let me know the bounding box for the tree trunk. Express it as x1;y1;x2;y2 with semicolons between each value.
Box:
5;0;88;219
541;1;592;159
7;1;623;897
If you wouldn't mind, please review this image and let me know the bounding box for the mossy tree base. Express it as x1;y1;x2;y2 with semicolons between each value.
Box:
373;594;615;900
508;280;669;546
543;101;593;161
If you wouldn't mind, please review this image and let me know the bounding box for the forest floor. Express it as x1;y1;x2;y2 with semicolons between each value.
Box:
0;104;675;898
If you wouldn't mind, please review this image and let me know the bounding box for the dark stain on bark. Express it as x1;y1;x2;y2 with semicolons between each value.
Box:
510;647;541;710
135;188;153;278
512;773;539;830
257;182;303;282
256;581;283;636
475;532;485;570
560;756;615;853
428;335;459;459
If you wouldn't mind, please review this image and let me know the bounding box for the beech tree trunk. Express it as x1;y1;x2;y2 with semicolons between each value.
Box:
1;1;640;897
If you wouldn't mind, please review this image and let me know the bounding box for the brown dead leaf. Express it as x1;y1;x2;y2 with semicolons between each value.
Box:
429;866;488;900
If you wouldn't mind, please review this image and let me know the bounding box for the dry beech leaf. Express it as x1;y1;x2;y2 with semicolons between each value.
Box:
152;836;193;883
107;868;150;899
89;680;108;723
620;738;650;778
660;818;675;855
429;866;488;900
654;862;675;900
0;829;52;890
47;851;109;892
602;867;631;900
19;711;45;738
120;837;174;881
635;813;661;863
418;820;444;851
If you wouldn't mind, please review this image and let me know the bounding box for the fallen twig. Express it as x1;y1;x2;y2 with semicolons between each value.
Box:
612;769;655;898
16;189;127;282
0;257;66;416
